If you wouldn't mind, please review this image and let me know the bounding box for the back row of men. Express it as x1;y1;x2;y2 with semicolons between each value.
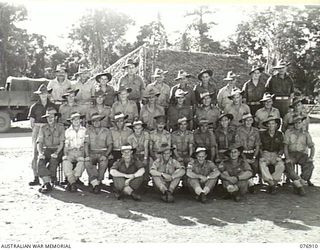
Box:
28;58;315;202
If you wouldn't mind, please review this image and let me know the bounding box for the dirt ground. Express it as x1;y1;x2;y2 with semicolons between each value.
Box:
0;122;320;243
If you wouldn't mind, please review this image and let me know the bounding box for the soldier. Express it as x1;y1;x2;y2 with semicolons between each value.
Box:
217;71;238;111
86;90;112;128
194;69;218;105
110;144;145;201
118;58;145;112
169;70;196;107
47;65;72;105
149;115;171;161
242;65;267;115
255;93;281;130
140;87;165;131
186;147;220;203
224;88;251;127
145;68;171;109
28;84;57;186
259;115;285;194
215;113;237;163
59;88;83;126
193;119;217;162
37;108;64;193
171;117;194;167
167;89;193;131
282;97;310;132
284;115;315;195
194;92;220;130
111;86;138;123
235;113;261;193
109;112;133;168
265;60;295;117
94;72;114;107
219;144;253;202
63;112;90;192
86;113;113;194
150;143;185;202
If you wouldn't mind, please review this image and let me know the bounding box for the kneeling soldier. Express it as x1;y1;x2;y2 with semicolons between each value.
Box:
86;113;113;194
150;143;185;202
110;144;145;201
186;147;220;203
37;108;64;193
63;112;89;192
219;144;252;202
284;115;315;196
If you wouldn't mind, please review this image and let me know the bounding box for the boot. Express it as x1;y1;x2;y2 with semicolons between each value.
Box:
199;192;207;203
166;190;174;203
70;183;78;192
267;184;276;194
131;191;141;201
39;183;52;194
307;180;314;187
231;191;241;202
93;185;101;194
29;177;40;186
297;186;306;196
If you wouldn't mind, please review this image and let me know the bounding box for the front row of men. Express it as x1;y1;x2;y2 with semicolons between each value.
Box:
35;105;315;203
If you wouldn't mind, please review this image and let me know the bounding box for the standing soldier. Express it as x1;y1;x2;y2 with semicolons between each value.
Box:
59;88;83;125
255;93;281;130
284;115;315;195
37;108;64;193
242;65;267;115
86;113;113;194
171;117;194;167
219;144;253;202
150;143;185;202
235;113;261;193
94;72;114;107
224;88;251;127
118;58;145;112
28;84;57;186
145;68;171;110
217;71;238;111
63;112;90;192
140;88;165;131
186;147;220;203
194;69;218;105
110;144;145;201
111;86;139;123
47;65;72;105
169;70;196;107
149;115;171;161
194;92;220;130
259;115;285;194
265;60;294;117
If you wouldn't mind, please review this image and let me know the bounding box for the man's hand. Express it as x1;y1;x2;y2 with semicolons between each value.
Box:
162;173;173;182
51;153;58;159
285;158;292;164
38;154;45;160
247;159;255;164
124;178;131;186
125;174;135;179
228;176;238;184
200;176;207;183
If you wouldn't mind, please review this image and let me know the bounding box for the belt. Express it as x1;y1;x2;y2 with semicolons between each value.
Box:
43;146;58;149
247;101;260;105
34;123;45;126
275;96;289;100
54;101;63;105
243;150;255;154
91;148;107;152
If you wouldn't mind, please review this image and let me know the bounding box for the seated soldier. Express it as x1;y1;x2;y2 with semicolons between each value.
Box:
186;147;220;203
110;144;145;201
63;112;89;192
149;115;171;161
284;115;315;196
37;108;64;193
172;117;194;167
235;113;261;193
219;144;253;202
86;113;113;194
193;119;217;162
259;115;285;194
150;143;185;203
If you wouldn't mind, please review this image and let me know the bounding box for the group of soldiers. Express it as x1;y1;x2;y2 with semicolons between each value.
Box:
28;58;316;203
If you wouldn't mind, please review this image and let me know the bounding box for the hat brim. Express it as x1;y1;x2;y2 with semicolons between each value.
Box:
191;148;208;159
95;73;112;83
41;112;61;118
62;89;80;99
174;74;192;81
200;92;215;101
198;70;213;80
34;88;53;95
152;71;168;78
67;114;85;121
116;87;132;94
239;115;254;123
113;115;129;121
127;123;147;129
262;118;281;127
177;119;191;125
88;115;105;124
249;66;264;75
218;114;234;122
122;62;139;69
273;62;290;69
228;90;244;99
224;146;244;156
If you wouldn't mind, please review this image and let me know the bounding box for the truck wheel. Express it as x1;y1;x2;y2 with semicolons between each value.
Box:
0;111;11;132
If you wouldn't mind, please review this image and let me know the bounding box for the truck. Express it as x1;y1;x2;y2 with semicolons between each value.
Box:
0;76;49;132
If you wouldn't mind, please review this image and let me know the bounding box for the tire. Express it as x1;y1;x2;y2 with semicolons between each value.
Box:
0;111;11;132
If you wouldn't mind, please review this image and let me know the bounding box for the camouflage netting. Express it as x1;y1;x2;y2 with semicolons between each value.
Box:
105;44;250;90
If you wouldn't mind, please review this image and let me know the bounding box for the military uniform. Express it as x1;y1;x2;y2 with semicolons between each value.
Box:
167;105;193;131
216;85;234;111
193;81;218;105
149;130;171;160
193;128;217;161
86;105;112;128
242;78;266;115
47;78;72;104
146;81;171;109
94;84;115;107
255;107;281;130
169;84;196;107
140;104;165;131
224;103;251;127
172;130;194;166
282;110;309;132
59;103;83;125
110;126;133;164
194;105;220;130
214;126;237;161
111;100;138;123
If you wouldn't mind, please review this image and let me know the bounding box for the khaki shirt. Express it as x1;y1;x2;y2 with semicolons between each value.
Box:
235;126;261;150
172;130;194;154
59;103;84;124
194;129;217;149
255;107;281;129
72;80;96;104
215;126;237;151
140;104;165;130
218;158;252;177
111;157;144;174
283;110;309;132
118;74;145;101
65;126;88;150
37;123;65;148
111;100;138;123
110;127;133;150
127;131;150;154
194;105;220;129
146;82;171;108
150;130;171;152
151;157;184;175
167;105;193;130
284;128;314;154
47;78;72;101
217;84;233;111
87;127;113;151
224;103;251;127
86;106;112;128
187;159;220;178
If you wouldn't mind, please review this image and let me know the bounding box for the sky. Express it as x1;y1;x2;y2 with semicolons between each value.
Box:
11;1;255;51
